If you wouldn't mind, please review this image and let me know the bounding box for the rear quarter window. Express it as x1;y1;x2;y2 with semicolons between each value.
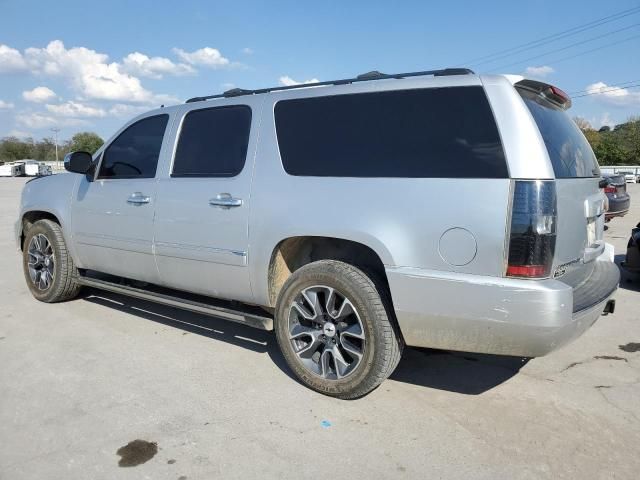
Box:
519;89;600;178
275;87;508;178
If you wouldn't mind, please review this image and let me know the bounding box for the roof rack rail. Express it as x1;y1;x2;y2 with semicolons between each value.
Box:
185;67;474;103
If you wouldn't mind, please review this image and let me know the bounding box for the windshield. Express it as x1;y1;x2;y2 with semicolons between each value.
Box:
519;88;600;178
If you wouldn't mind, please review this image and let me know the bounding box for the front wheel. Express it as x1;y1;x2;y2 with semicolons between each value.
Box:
22;219;81;303
274;260;403;399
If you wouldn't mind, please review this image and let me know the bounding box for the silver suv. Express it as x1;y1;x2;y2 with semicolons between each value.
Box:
15;68;620;398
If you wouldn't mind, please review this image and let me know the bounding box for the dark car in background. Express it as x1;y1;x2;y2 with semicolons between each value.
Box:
602;173;630;221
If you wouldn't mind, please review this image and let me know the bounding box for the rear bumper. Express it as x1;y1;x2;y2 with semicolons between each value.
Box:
386;257;619;357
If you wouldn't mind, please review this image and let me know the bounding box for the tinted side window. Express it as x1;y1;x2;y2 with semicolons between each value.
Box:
98;114;169;179
172;105;252;177
519;89;599;178
275;87;507;178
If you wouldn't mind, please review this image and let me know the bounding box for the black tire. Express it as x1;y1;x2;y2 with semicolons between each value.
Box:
275;260;403;399
22;219;82;303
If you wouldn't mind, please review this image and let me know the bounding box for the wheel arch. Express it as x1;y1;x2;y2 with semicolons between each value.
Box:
19;210;62;250
266;235;392;308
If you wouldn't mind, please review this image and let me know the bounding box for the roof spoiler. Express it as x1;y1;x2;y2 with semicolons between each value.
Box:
515;79;571;109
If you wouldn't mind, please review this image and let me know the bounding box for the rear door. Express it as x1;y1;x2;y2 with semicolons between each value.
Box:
153;100;260;303
518;88;604;283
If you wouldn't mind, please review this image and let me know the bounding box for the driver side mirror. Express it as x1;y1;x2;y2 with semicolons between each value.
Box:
64;151;95;178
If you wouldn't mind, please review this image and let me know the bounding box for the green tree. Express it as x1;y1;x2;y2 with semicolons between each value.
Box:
0;136;33;161
593;134;626;165
68;132;104;154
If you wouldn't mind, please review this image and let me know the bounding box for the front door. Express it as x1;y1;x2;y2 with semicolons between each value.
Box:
71;114;170;283
153;101;259;303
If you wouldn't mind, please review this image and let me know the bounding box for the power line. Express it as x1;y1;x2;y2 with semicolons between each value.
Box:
487;22;640;71
458;6;640;66
568;79;640;95
489;33;640;72
572;83;640;99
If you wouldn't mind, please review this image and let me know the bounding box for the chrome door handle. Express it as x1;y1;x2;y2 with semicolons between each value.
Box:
127;192;150;205
209;193;243;209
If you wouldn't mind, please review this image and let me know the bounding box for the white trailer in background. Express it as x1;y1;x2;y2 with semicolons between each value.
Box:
23;160;52;177
0;162;26;177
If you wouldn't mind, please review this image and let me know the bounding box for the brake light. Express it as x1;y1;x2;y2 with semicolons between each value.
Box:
515;79;572;109
604;186;616;194
506;180;557;279
549;85;570;104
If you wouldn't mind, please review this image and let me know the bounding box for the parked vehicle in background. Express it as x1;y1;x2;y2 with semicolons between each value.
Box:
601;173;630;221
621;222;640;277
23;160;53;177
618;171;638;183
0;162;25;177
15;69;620;398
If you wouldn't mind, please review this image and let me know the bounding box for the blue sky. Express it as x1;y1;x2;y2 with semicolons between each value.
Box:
1;0;639;142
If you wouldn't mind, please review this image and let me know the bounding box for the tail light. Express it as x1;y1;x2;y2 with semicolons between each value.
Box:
603;186;616;194
506;180;557;278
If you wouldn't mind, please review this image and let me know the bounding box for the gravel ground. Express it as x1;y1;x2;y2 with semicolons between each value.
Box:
1;177;639;480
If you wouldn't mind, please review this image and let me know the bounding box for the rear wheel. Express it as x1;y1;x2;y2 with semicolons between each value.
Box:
22;219;81;303
275;260;402;399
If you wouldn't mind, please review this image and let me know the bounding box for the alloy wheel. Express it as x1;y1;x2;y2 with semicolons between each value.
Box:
27;233;55;290
288;285;366;380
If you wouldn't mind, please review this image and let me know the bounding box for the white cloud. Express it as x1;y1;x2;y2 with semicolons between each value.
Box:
173;47;230;68
524;66;554;78
0;99;15;109
241;47;254;55
585;81;640;106
279;76;320;86
16;112;88;129
19;40;174;104
45;101;106;118
107;103;150;117
122;52;195;79
0;44;27;72
22;86;57;103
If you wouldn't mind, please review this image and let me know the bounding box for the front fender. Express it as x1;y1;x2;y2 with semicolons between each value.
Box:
16;173;80;261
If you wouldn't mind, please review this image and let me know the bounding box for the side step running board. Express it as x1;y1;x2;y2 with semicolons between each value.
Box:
77;274;273;330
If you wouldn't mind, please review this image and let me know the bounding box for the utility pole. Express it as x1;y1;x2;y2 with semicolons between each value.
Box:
50;127;60;170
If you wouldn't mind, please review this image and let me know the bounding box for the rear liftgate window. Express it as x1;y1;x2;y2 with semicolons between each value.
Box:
274;87;508;178
519;89;599;178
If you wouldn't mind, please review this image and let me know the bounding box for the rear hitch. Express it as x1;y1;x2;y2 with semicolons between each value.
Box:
602;299;616;316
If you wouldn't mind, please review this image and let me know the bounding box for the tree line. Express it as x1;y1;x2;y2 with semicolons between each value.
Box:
0;132;104;164
1;119;639;166
574;117;640;166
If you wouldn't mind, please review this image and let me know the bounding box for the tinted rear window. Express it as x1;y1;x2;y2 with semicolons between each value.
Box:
172;105;252;177
519;89;599;178
275;87;507;178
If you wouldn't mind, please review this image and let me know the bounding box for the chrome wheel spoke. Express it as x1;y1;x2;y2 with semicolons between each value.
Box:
340;337;364;360
302;289;323;319
291;302;315;321
329;345;350;378
333;298;356;320
341;322;365;340
320;349;333;378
